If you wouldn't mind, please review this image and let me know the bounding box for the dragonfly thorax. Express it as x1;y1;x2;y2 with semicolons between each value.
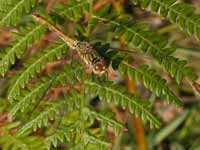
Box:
74;41;108;75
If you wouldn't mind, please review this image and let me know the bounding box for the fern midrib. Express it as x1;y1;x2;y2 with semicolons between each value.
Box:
0;24;44;67
9;43;66;100
0;0;26;24
152;0;200;28
85;80;160;126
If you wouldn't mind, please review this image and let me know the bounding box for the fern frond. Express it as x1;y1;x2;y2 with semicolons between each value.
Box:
53;61;84;86
62;133;109;150
84;132;110;148
64;88;82;112
45;128;71;149
84;78;160;128
7;42;68;101
92;15;198;83
9;62;83;119
83;108;123;135
155;54;197;83
131;0;200;40
119;62;182;105
87;3;111;35
0;0;38;26
93;15;174;56
16;101;65;137
0;134;46;150
0;23;46;76
52;1;112;37
45;123;80;149
51;2;198;83
8;78;54;120
52;0;90;21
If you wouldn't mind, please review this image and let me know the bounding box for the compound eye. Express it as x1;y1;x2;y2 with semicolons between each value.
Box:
93;63;104;74
95;65;99;71
93;60;107;75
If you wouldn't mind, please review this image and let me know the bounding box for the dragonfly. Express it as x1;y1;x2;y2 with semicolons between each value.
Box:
32;14;153;74
32;14;108;75
32;14;200;95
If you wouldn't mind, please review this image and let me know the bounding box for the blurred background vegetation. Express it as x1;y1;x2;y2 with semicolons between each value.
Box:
0;0;200;150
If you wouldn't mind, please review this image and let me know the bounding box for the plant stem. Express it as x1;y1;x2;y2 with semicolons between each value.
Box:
126;78;146;150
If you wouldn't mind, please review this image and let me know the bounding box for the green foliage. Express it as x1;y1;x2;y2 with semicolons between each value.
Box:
47;129;110;150
0;134;46;150
92;15;197;83
154;110;189;145
7;42;68;101
119;62;182;105
56;1;198;83
9;62;83;120
8;78;53;120
0;0;38;26
0;0;199;149
0;23;46;76
16;101;65;137
0;122;48;150
84;77;160;128
45;125;75;149
84;132;110;148
131;0;200;41
83;108;124;135
52;0;90;22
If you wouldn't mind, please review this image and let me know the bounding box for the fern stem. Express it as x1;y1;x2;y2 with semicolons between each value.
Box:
113;132;123;150
80;70;86;150
126;78;146;150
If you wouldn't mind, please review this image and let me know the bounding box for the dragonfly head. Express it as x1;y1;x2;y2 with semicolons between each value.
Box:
92;59;108;75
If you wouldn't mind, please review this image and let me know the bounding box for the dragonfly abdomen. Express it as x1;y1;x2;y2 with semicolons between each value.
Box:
32;14;108;75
